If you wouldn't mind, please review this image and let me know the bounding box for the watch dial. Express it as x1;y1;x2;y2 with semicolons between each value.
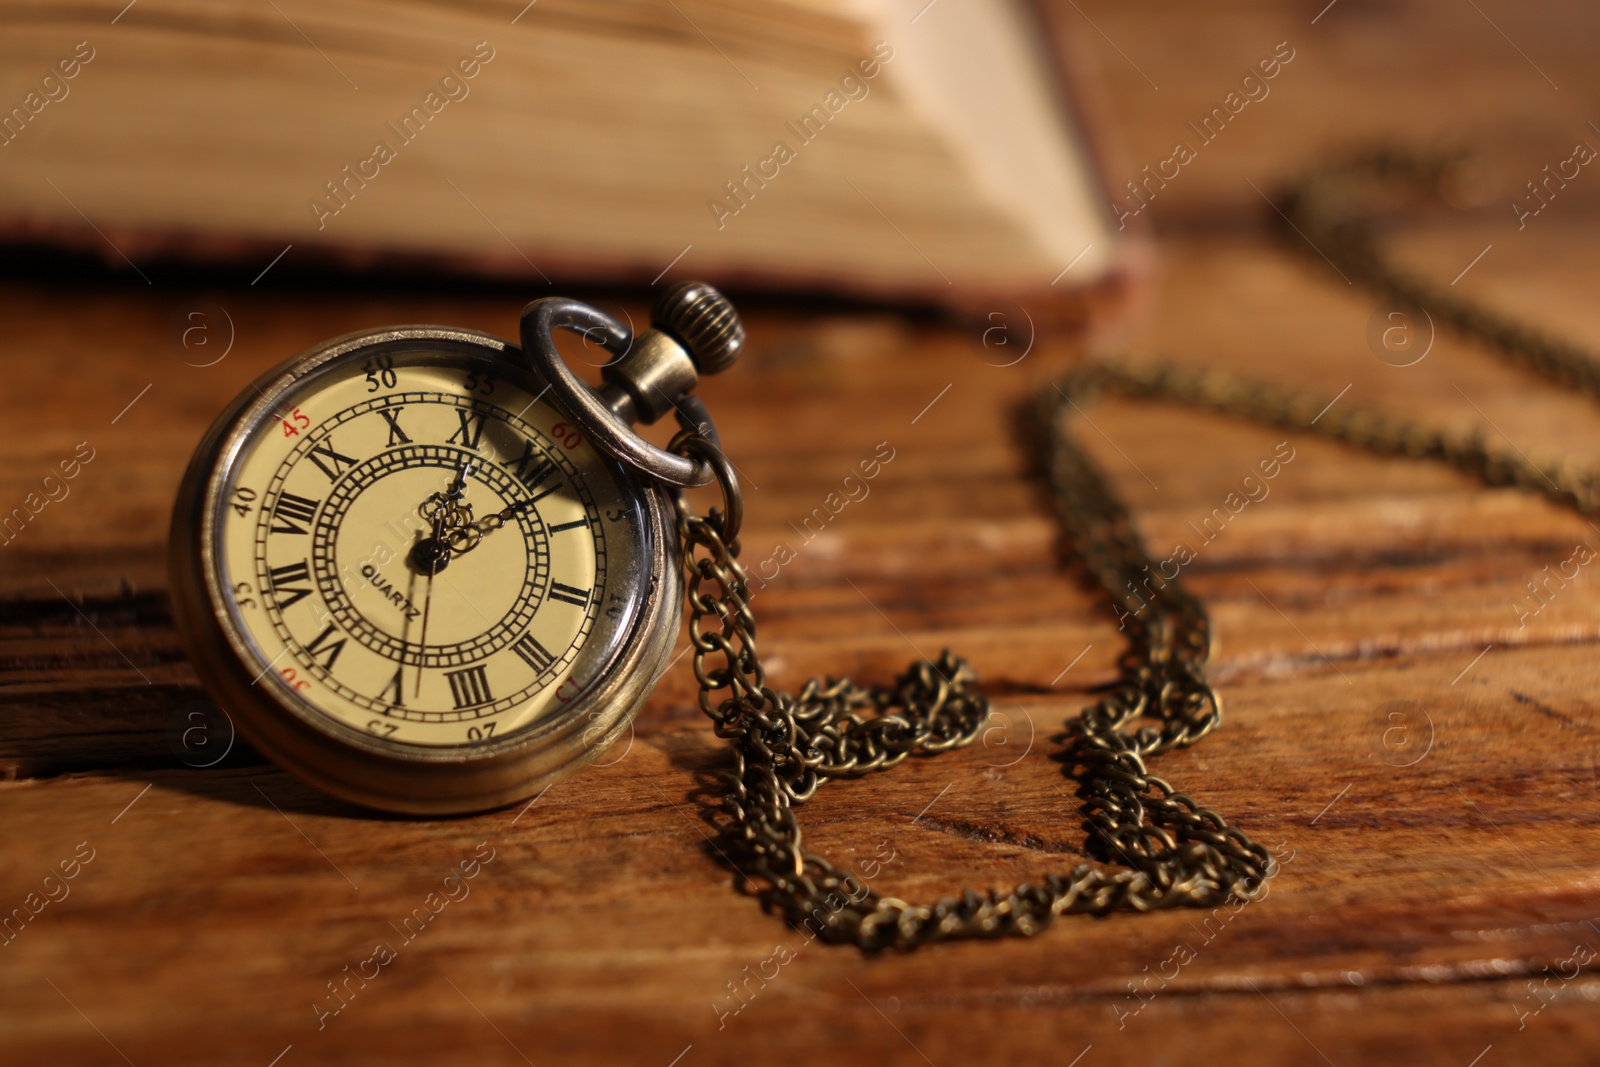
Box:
214;344;648;748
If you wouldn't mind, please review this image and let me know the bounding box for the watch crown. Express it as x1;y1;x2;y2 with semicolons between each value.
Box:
652;281;743;376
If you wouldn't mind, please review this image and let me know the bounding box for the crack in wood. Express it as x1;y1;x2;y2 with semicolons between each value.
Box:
1509;690;1594;731
911;813;1091;858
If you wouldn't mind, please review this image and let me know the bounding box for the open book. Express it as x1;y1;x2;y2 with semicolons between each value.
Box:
0;0;1125;316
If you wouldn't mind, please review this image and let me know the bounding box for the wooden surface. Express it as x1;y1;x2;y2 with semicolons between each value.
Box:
6;1;1600;1065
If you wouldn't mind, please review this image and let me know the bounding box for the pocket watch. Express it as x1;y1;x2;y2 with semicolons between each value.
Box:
169;283;743;814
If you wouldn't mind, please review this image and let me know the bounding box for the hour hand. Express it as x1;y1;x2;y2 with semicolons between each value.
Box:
442;498;535;554
493;499;534;522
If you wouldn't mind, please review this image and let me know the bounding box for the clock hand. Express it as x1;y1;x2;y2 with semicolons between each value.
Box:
495;498;534;521
446;458;471;501
420;459;474;525
412;460;474;698
440;498;536;555
414;509;447;698
403;537;423;691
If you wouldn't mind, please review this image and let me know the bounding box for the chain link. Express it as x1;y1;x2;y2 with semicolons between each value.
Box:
672;150;1600;948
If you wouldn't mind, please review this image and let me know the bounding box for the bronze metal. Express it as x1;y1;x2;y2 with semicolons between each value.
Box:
169;327;681;815
672;152;1600;947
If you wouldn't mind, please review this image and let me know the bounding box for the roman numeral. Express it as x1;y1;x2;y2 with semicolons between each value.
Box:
307;439;358;482
504;438;562;498
547;581;591;608
303;623;348;672
270;492;320;535
511;632;555;673
548;517;590;534
378;407;411;446
379;667;405;707
447;410;486;450
445;665;493;709
268;559;313;610
529;481;564;505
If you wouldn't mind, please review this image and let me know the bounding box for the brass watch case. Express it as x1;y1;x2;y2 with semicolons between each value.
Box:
168;326;681;815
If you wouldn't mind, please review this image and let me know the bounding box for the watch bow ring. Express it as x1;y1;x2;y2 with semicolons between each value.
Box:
517;280;744;488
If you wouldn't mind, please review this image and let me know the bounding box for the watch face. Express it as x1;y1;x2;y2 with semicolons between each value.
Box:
209;338;649;749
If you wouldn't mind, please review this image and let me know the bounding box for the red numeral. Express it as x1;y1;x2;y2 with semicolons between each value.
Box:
550;422;582;449
281;407;311;436
281;666;311;691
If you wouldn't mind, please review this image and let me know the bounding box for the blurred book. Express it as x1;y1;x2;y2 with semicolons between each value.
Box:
0;0;1125;317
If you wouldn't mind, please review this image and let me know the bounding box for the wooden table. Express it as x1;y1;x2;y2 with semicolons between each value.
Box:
4;1;1600;1064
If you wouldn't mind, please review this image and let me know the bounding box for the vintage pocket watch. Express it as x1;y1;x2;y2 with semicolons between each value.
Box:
170;283;743;814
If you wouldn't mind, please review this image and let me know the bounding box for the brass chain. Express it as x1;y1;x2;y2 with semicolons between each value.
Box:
671;150;1599;949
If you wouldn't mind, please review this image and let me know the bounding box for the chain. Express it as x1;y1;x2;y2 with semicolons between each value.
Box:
671;149;1600;949
1283;148;1600;402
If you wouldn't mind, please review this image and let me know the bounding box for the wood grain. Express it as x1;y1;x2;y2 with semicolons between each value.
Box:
5;1;1600;1065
